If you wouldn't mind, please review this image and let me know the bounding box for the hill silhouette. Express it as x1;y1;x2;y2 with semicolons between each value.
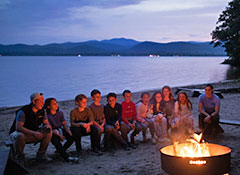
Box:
0;38;225;56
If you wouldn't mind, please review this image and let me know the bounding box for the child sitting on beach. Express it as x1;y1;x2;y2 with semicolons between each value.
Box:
104;92;129;151
121;90;141;147
70;94;101;156
171;92;194;141
148;91;169;143
136;92;155;143
89;89;106;152
161;86;175;129
44;98;78;163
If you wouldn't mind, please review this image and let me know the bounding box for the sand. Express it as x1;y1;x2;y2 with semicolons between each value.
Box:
0;80;240;175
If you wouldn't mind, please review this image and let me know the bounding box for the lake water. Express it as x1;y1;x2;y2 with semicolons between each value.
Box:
0;56;229;107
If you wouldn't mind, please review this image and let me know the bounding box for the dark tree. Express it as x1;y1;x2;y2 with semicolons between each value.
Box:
211;0;240;66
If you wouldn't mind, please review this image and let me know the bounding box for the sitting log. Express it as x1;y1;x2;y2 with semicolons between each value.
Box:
219;119;240;126
2;140;29;175
0;150;9;175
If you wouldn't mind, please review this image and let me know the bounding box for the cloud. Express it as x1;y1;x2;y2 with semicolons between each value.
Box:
71;0;144;8
65;0;229;40
0;0;231;44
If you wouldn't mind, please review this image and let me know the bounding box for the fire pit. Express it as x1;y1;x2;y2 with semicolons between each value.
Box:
160;143;231;175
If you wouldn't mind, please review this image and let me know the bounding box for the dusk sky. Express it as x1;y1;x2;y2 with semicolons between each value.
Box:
0;0;230;45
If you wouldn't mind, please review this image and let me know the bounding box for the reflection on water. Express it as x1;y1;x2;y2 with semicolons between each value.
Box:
226;66;240;80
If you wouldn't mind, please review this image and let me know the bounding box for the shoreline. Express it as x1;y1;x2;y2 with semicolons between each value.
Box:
1;79;239;111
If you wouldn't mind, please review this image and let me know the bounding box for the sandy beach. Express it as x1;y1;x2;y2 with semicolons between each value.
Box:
0;80;240;175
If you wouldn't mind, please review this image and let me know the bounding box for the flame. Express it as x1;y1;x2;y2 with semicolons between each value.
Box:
173;133;210;158
193;132;203;143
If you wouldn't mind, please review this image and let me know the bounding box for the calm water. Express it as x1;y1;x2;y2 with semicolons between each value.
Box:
0;56;229;107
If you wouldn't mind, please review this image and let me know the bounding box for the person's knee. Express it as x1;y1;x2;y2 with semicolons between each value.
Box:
161;117;167;123
120;124;127;132
120;123;126;128
148;120;154;125
199;113;206;119
211;116;219;124
135;126;142;132
46;129;52;137
97;129;102;134
142;124;148;130
149;122;154;129
188;115;194;120
141;125;146;130
41;131;52;143
175;118;181;126
145;122;149;127
188;116;194;124
112;128;119;135
16;132;26;142
105;127;112;133
96;127;103;135
51;133;60;141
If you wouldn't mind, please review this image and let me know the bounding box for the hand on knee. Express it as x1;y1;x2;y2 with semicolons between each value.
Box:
204;116;212;124
33;131;44;140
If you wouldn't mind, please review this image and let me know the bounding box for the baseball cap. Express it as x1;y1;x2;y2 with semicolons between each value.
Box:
30;92;43;102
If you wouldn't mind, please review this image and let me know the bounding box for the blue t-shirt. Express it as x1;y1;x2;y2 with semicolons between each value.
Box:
47;110;66;129
198;94;220;114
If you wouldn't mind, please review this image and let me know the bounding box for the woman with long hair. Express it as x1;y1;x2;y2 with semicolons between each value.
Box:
172;92;194;137
161;86;175;128
149;91;169;143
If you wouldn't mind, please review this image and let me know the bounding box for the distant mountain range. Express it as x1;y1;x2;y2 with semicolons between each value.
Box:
0;38;226;56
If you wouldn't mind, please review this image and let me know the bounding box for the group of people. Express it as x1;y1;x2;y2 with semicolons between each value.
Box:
8;84;223;165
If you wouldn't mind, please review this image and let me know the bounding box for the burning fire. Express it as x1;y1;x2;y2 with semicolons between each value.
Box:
173;133;210;158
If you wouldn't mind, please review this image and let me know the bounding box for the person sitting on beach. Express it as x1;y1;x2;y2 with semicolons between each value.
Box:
103;92;129;151
136;92;155;143
161;86;175;129
9;92;52;163
44;98;78;163
198;84;224;136
148;91;169;143
89;89;106;153
121;90;141;148
171;92;194;141
70;94;101;156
